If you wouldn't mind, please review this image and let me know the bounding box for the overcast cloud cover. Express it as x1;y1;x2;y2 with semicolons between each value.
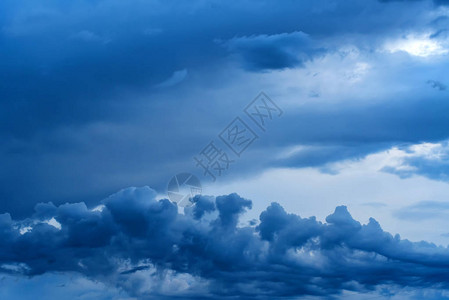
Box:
2;0;449;299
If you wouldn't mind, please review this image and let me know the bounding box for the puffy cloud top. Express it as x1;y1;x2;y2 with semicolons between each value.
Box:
2;187;449;298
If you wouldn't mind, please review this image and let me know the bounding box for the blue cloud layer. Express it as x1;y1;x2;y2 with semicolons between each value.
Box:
2;0;449;216
1;187;449;298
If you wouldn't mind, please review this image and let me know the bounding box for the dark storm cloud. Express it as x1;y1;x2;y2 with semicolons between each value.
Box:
3;89;449;217
0;0;435;138
246;96;449;177
223;32;324;71
1;0;449;216
2;188;449;298
3;78;449;218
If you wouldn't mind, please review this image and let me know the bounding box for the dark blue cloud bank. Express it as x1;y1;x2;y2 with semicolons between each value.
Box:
223;31;323;71
2;0;449;217
1;187;449;299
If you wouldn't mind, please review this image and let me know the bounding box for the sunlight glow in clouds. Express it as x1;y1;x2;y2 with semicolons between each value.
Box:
385;34;449;57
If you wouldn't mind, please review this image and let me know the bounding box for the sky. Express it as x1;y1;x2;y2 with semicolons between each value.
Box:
1;0;449;299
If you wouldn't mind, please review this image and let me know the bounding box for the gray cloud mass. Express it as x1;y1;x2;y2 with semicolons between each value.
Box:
1;187;449;298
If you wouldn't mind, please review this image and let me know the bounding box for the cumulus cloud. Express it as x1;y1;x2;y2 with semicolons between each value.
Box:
382;141;449;181
2;187;449;298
